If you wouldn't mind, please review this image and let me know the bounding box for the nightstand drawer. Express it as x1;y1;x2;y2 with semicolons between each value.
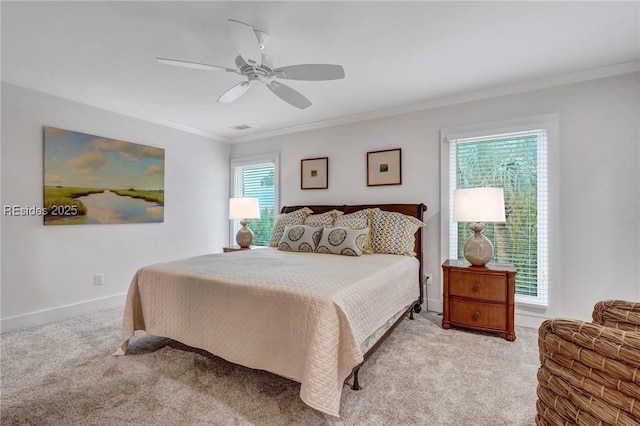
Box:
448;270;507;302
450;298;507;329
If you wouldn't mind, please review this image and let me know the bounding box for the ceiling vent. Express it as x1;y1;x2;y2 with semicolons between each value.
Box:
230;124;252;131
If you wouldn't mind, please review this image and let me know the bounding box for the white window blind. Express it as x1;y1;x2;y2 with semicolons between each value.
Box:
448;130;549;306
230;154;278;247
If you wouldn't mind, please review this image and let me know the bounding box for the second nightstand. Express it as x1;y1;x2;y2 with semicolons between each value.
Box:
442;259;517;341
222;246;251;253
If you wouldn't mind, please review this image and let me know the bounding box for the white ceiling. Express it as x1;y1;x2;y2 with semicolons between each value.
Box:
2;1;639;143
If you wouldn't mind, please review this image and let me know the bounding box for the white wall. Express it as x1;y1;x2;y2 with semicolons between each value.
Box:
231;72;640;326
1;83;230;331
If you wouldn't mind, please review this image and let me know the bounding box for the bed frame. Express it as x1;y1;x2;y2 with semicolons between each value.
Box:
281;203;427;390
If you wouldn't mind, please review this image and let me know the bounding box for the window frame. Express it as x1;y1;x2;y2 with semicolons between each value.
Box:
230;153;279;246
440;115;559;308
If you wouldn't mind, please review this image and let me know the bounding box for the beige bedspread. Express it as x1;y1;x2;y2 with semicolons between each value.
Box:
115;248;419;416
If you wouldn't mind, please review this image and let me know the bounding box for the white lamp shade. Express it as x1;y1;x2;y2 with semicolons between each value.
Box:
229;197;260;220
453;187;506;223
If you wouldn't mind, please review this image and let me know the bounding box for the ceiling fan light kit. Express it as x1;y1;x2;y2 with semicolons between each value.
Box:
158;19;345;109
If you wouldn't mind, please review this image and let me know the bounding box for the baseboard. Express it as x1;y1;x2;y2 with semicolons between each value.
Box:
1;293;126;333
514;311;548;329
425;298;443;313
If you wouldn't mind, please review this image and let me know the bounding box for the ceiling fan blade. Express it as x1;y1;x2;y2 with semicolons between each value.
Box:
217;81;250;104
234;55;248;70
267;81;312;109
157;58;235;73
227;19;262;66
274;64;345;81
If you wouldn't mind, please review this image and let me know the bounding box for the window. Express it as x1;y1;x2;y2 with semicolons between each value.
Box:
230;154;278;246
442;117;556;307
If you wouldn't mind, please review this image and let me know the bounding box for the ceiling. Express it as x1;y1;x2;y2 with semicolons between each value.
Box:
2;1;639;143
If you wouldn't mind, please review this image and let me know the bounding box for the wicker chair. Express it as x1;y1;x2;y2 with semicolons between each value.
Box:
536;300;640;426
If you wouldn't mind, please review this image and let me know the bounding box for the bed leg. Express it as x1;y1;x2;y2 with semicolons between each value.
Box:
352;366;362;391
409;310;414;320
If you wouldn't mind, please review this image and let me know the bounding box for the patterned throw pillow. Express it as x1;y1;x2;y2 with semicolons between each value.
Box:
370;210;425;256
333;208;378;254
278;225;323;252
316;226;369;257
268;207;313;247
303;209;343;226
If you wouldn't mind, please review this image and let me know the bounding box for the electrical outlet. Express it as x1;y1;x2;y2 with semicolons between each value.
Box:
425;273;433;286
94;273;104;286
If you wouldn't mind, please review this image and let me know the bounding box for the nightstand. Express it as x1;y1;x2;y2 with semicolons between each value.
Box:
441;259;517;341
222;246;251;253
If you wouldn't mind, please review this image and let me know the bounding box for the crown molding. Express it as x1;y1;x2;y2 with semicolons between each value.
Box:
1;81;231;143
230;60;640;143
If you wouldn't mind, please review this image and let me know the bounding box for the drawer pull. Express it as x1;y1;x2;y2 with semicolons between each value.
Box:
472;283;480;291
472;310;481;320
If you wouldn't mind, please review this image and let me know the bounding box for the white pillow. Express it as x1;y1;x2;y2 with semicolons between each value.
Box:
316;226;369;257
277;225;323;253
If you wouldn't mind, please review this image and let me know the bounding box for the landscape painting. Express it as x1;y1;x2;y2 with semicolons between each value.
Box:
43;127;165;225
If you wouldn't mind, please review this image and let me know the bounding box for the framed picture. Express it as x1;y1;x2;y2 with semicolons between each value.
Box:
367;148;402;186
301;157;328;189
43;126;165;225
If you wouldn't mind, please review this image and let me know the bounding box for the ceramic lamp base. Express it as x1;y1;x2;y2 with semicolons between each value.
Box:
463;222;494;266
235;219;254;248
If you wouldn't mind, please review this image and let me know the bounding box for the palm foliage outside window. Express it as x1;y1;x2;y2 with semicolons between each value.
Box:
449;130;549;306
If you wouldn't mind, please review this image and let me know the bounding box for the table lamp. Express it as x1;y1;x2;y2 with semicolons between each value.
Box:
229;197;260;248
453;187;506;266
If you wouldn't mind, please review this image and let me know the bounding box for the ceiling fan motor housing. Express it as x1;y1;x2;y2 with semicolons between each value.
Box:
242;60;275;85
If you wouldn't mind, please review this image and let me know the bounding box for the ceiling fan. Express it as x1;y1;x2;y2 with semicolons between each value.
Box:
157;19;345;109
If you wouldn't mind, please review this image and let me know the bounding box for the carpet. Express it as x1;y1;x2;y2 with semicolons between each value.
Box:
1;307;538;425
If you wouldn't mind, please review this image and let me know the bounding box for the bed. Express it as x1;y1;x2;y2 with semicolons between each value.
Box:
116;203;427;416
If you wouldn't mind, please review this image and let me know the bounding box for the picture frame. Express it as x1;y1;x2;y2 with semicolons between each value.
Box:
301;157;328;189
367;148;402;186
43;126;165;225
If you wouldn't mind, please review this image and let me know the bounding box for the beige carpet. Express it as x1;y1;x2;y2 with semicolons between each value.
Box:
1;307;538;425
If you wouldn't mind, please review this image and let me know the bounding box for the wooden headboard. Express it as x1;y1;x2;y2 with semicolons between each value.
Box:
280;203;428;310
